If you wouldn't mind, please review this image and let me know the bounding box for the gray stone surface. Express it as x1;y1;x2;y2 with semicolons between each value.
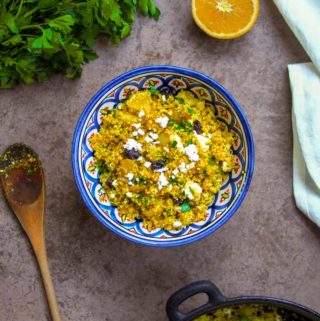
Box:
1;1;320;320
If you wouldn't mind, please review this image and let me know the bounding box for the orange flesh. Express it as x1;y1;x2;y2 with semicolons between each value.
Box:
194;0;256;35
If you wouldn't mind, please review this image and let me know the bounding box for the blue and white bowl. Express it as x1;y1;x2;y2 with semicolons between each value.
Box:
72;65;254;247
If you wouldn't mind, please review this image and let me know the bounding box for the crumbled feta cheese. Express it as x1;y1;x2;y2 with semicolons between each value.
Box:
162;95;166;101
123;138;142;151
132;131;138;136
155;116;169;128
145;136;153;143
137;129;145;136
163;147;169;152
138;111;145;118
132;123;141;129
171;175;176;179
137;156;143;161
144;161;151;168
110;193;115;199
184;144;199;162
126;192;133;198
153;141;160;145
158;172;168;190
172;169;179;176
222;161;228;171
179;162;187;173
125;173;134;185
208;133;212;139
149;132;158;140
184;181;202;200
112;180;118;187
154;167;168;173
186;162;195;170
194;132;210;151
173;221;182;228
125;172;134;181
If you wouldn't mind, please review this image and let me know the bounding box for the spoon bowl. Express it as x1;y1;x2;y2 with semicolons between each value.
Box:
0;144;61;321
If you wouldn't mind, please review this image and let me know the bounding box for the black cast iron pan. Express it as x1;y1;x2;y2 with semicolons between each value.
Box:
166;280;320;321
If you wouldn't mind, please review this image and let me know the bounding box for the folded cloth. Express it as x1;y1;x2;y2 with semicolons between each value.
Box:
273;0;320;72
273;0;320;226
289;63;320;227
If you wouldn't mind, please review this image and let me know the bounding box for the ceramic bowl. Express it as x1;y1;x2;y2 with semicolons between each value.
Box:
72;65;254;247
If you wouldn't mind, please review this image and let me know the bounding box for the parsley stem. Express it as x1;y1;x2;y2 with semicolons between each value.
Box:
20;25;44;31
15;0;25;18
10;0;20;12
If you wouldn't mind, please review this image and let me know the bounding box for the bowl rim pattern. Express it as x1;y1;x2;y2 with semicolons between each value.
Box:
72;65;255;247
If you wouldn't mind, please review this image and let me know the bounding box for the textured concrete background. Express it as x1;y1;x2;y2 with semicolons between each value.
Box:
1;1;320;320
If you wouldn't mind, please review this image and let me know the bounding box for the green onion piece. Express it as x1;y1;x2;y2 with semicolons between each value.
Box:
181;202;192;212
150;87;158;95
188;108;196;115
171;141;178;148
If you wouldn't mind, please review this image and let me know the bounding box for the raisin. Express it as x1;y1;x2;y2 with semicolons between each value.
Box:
193;120;203;134
173;199;184;205
124;149;140;160
160;87;177;98
106;178;114;189
151;160;166;170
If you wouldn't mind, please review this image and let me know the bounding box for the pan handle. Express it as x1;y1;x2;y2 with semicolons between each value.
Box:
166;281;227;321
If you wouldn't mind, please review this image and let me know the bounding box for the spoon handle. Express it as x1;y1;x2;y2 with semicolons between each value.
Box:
33;239;62;321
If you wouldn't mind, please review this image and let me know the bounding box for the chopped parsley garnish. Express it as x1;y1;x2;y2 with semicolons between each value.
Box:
188;108;196;115
171;141;178;148
168;177;178;184
169;119;193;133
175;97;185;104
208;156;216;165
240;315;251;321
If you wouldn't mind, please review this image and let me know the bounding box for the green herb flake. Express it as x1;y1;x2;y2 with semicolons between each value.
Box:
188;108;196;115
168;177;177;184
240;314;251;321
208;156;216;165
171;141;178;148
168;119;175;127
175;97;184;104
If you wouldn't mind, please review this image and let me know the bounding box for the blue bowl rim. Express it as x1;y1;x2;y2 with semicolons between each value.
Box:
72;65;255;247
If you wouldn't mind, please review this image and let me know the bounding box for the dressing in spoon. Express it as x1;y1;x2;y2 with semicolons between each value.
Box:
0;144;61;321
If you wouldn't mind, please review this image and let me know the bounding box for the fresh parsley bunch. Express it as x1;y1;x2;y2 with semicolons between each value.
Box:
0;0;160;88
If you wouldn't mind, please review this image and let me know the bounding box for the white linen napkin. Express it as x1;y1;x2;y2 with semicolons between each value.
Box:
289;63;320;227
273;0;320;226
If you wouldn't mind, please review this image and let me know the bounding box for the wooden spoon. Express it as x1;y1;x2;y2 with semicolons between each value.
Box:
0;144;61;321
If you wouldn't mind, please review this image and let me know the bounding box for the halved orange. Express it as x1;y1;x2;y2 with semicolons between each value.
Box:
192;0;259;39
